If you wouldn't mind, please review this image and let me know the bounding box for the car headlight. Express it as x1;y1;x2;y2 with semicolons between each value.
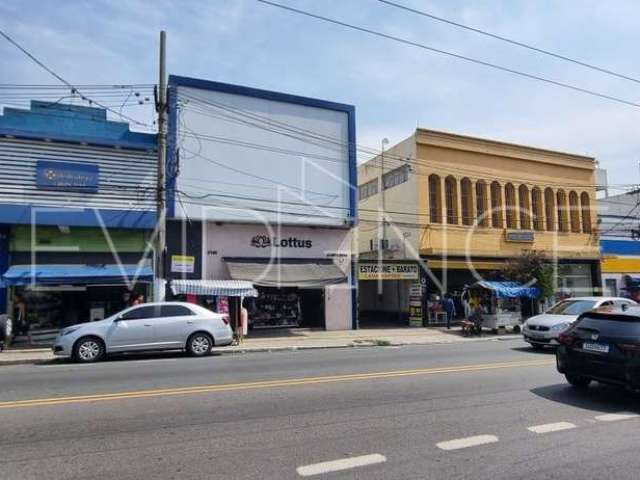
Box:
551;322;571;332
62;326;82;336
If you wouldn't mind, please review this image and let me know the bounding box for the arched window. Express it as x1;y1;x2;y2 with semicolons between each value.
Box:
544;188;555;231
531;188;544;231
581;192;592;233
569;191;580;232
518;184;531;230
475;181;488;227
461;178;473;226
428;174;442;223
557;189;568;232
444;176;458;224
505;183;517;229
490;181;503;228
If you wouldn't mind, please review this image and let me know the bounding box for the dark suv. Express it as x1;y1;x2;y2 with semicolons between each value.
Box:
556;309;640;390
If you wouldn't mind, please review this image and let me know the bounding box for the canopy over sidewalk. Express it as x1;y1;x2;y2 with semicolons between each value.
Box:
472;281;539;299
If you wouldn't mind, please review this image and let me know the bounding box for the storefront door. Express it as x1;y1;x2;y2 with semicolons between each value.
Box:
107;305;159;351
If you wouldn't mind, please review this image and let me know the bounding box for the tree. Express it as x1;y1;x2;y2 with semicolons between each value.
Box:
503;251;555;300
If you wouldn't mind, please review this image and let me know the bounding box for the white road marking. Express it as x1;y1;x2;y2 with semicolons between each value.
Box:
527;422;576;434
436;435;499;451
296;454;386;477
595;412;640;422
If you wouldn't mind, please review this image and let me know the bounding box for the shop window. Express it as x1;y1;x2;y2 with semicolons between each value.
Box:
544;188;555;231
121;305;160;320
382;166;409;190
581;192;592;233
161;305;195;317
428;174;442;223
490;181;503;228
460;177;473;226
505;183;517;229
445;176;459;224
569;191;580;232
518;184;531;230
358;179;378;200
531;188;544;231
475;181;488;227
557;190;568;232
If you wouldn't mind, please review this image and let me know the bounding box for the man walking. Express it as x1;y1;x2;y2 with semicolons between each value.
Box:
442;293;456;330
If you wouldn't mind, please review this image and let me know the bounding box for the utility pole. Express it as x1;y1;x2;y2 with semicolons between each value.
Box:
155;30;167;302
377;138;389;298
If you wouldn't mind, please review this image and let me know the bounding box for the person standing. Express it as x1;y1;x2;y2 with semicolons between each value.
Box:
442;293;456;330
14;294;27;336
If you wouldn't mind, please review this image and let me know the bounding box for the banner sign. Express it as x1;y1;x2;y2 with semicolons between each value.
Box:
505;230;535;243
171;255;195;273
36;160;99;193
358;263;419;280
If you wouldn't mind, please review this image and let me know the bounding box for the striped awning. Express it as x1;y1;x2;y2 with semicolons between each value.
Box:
170;279;258;297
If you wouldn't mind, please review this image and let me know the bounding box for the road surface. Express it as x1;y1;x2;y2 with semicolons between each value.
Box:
1;338;639;479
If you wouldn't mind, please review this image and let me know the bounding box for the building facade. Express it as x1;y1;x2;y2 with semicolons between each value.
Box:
0;101;156;344
358;129;599;326
166;76;357;331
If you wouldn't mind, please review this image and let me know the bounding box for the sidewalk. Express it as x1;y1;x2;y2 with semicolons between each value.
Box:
0;327;520;365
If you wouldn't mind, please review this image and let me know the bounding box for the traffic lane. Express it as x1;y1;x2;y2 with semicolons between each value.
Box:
0;338;541;401
3;361;638;480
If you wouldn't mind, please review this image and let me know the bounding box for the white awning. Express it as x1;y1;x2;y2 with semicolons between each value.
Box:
170;279;258;297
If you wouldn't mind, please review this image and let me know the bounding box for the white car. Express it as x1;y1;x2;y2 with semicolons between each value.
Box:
523;296;637;349
52;302;234;362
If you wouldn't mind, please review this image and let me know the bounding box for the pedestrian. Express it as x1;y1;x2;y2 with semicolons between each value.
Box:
442;293;456;329
461;285;471;319
14;293;28;336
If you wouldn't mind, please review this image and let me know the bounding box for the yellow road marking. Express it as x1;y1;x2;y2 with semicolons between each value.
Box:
0;359;553;410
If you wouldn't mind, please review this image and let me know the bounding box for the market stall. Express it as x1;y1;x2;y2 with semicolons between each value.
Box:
468;281;539;332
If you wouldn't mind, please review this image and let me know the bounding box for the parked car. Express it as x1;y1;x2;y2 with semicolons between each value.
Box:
522;297;636;349
52;302;233;362
556;308;640;390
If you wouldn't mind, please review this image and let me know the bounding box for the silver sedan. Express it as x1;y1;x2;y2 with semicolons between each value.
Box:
53;302;233;362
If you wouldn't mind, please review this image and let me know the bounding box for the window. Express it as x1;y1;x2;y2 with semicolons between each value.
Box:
475;181;488;227
557;190;568;232
581;192;592;233
428;174;442;223
445;176;459;224
505;183;517;229
490;181;503;228
121;305;160;321
461;178;473;226
518;184;531;230
544;188;555;231
531;188;544;231
569;191;580;232
358;179;378;200
160;305;195;317
604;279;618;297
382;166;408;190
546;299;597;315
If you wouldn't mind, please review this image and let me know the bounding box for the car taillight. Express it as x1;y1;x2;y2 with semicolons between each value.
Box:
617;343;640;356
558;333;576;346
221;315;230;325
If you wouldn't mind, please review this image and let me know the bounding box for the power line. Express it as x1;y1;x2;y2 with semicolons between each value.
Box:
0;29;154;128
257;0;640;109
376;0;640;86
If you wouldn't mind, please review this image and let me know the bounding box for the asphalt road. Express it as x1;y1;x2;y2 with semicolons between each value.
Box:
1;338;639;480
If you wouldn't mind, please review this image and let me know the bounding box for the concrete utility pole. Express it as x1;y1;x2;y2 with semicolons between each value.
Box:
377;138;389;298
155;30;167;302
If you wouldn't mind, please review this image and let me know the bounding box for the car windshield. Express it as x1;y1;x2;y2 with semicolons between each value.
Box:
546;299;597;315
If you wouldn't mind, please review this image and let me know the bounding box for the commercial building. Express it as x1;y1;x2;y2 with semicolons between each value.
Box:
598;190;640;299
165;76;357;330
0;101;156;344
358;129;599;326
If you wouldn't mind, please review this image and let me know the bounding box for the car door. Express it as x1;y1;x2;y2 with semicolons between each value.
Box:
153;305;197;348
106;305;160;352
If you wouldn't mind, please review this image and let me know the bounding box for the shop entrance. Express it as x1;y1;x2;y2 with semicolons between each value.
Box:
245;286;325;329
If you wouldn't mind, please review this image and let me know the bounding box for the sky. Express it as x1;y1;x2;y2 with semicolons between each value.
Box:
2;0;640;191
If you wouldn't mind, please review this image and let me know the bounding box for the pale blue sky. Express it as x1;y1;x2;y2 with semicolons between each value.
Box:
2;0;640;190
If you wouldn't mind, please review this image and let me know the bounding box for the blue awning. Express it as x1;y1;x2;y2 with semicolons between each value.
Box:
1;264;153;286
472;281;539;299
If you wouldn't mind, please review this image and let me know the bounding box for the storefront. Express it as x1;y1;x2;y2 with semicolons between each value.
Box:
204;224;354;331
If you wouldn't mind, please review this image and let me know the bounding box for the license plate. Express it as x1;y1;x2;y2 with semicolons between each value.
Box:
582;342;609;354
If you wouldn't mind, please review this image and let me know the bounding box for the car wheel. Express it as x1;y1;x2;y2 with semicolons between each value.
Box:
73;336;105;363
565;373;591;388
512;325;521;334
187;333;213;357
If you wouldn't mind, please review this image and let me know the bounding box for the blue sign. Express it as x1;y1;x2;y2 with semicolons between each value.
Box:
36;160;99;193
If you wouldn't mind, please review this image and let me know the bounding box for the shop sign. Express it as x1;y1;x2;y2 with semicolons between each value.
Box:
171;255;195;273
36;160;99;193
505;230;534;243
409;283;423;327
358;263;419;280
250;235;312;249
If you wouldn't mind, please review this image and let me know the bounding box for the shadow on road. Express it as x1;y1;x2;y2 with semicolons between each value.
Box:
48;350;224;365
511;346;556;355
531;383;640;414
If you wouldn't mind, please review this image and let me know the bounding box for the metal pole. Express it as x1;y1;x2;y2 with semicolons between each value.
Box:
155;30;167;302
